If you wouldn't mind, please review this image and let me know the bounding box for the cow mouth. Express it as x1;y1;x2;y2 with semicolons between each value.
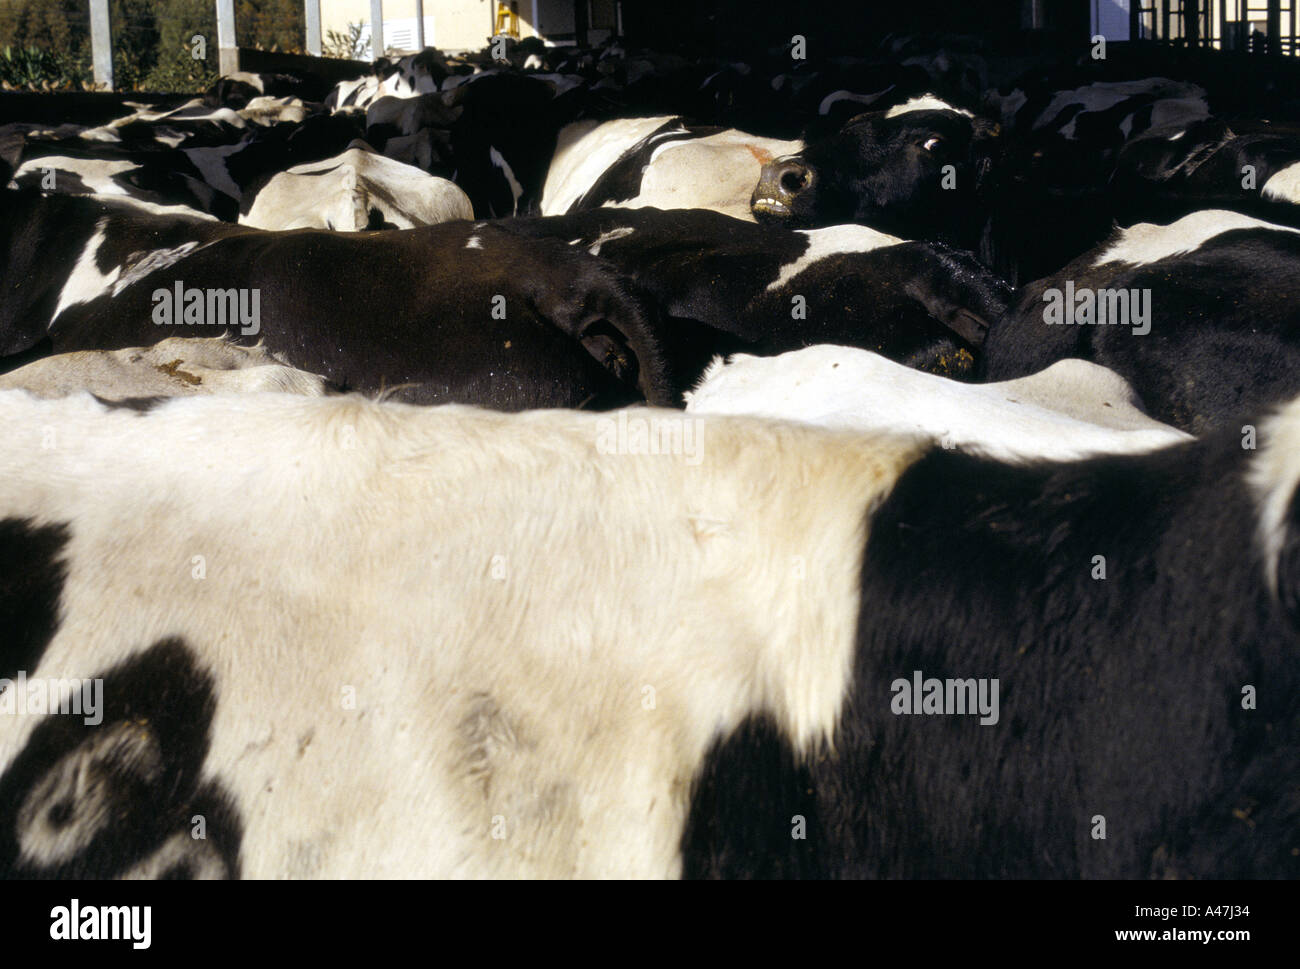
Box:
751;196;792;219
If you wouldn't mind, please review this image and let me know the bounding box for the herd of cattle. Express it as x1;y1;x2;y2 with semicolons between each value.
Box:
1;36;1298;879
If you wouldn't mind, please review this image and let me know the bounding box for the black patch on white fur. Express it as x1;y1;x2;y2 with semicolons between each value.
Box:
0;518;68;684
569;119;725;213
681;716;825;879
0;638;243;879
91;394;169;414
684;428;1300;877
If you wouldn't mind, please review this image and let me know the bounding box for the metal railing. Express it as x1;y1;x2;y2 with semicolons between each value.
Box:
1128;0;1299;56
84;0;431;91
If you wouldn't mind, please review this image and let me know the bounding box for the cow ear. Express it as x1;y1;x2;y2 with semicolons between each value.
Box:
843;110;883;127
798;114;846;143
577;318;674;406
972;118;1003;142
971;120;1002;195
580;322;638;383
900;244;1010;350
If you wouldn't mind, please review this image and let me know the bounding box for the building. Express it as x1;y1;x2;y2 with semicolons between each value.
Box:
1090;0;1297;54
320;0;622;55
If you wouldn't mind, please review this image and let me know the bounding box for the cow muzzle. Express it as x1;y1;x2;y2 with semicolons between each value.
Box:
751;157;814;220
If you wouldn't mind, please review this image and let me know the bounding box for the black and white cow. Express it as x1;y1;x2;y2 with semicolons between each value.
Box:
776;60;936;133
747;90;1220;285
204;71;328;110
94;97;252;146
5;104;366;222
363;92;461;172
9;140;242;220
0;336;328;399
748;96;1034;273
210;113;368;208
443;73;588;217
238;143;473;230
323;50;451;111
502;205;1012;393
0;388;1295;878
985;76;1210;150
541;116;801;221
685;345;1190;460
541;64;938;218
750;96;996;236
335;68;587;218
981;209;1300;434
0;188;667;410
1109;117;1300;227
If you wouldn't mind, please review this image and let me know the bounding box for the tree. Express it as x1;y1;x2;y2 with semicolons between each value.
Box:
235;0;304;53
0;0;88;88
142;0;218;92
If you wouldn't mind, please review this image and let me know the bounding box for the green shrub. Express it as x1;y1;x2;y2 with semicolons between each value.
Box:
0;0;306;93
0;43;86;88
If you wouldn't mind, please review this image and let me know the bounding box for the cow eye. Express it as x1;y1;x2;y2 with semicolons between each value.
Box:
922;136;943;152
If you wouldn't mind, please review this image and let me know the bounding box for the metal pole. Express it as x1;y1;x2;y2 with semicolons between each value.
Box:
305;0;322;56
89;0;113;91
370;0;385;60
414;0;425;49
215;0;238;75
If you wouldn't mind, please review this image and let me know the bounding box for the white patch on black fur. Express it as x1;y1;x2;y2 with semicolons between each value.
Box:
587;226;635;256
112;243;205;296
489;147;523;215
1093;209;1300;267
1251;395;1300;593
766;225;904;291
819;86;895;116
1263;161;1300;204
53;220;121;322
885;95;973;118
14;155;138;195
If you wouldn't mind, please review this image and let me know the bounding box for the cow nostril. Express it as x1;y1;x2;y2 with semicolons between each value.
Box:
780;168;809;194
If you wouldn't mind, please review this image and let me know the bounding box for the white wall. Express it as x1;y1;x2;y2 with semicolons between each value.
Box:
322;0;509;53
1091;0;1130;41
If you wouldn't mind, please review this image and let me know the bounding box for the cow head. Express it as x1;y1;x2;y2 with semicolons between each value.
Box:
751;104;1002;246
